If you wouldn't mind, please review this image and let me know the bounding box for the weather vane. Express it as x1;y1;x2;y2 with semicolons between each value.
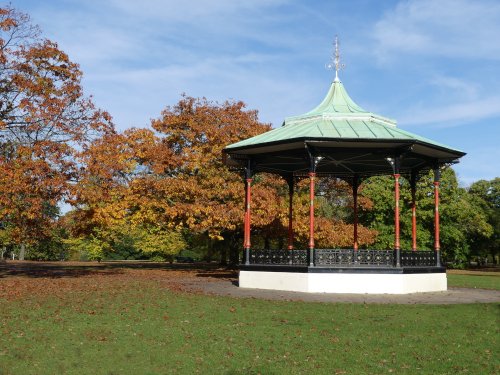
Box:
326;35;345;82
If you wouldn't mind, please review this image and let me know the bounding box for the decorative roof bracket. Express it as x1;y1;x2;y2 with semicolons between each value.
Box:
386;155;402;175
305;142;323;172
245;159;255;179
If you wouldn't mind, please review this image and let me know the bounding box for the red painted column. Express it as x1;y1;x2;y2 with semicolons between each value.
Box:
243;180;248;250
434;181;440;252
287;179;294;250
433;166;441;267
244;178;252;251
394;173;401;251
308;172;315;266
353;176;359;251
411;184;417;251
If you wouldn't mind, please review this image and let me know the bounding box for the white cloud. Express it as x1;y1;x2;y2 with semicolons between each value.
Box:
373;0;500;61
107;0;287;22
83;51;323;129
22;0;328;130
28;0;323;70
369;0;500;133
398;95;500;127
13;0;499;185
427;75;478;101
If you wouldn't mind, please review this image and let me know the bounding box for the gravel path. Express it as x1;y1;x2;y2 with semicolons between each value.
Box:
180;276;500;305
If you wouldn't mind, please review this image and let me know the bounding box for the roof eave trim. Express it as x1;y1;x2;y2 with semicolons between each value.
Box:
223;137;466;157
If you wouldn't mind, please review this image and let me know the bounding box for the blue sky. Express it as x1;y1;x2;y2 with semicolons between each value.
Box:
14;0;500;185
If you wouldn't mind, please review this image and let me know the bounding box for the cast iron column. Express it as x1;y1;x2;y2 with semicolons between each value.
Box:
394;172;401;267
243;162;253;265
410;171;418;251
352;175;359;251
433;167;441;267
308;172;315;266
287;177;294;250
388;155;402;267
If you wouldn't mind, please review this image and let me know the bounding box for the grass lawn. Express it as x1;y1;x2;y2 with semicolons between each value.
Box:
0;262;498;375
447;269;500;290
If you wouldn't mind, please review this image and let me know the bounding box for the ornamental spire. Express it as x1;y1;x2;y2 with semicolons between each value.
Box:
326;35;345;82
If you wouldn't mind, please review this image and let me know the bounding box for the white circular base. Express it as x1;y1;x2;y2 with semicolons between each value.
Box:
239;270;447;294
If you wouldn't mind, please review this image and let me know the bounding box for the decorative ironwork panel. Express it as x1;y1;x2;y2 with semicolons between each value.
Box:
290;249;308;265
249;249;307;265
400;251;436;267
315;249;352;266
315;249;393;266
356;250;394;266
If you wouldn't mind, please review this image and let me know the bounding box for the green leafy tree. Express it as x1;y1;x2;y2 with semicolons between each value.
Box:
360;168;492;267
133;226;186;262
24;224;67;261
63;229;112;261
468;178;499;264
0;223;14;259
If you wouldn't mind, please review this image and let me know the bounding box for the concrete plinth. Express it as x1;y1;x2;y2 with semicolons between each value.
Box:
239;270;447;294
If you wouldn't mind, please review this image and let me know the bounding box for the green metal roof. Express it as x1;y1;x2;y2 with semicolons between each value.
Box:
226;80;459;152
223;78;466;177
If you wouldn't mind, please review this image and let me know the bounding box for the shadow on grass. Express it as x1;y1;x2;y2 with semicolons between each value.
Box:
195;271;238;279
0;261;122;279
0;260;238;280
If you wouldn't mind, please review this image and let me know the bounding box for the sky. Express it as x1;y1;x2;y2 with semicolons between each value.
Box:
13;0;500;186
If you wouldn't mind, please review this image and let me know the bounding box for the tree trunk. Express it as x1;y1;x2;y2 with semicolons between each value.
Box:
206;239;213;262
264;237;270;249
19;244;26;261
219;245;228;266
228;235;240;266
1;246;5;261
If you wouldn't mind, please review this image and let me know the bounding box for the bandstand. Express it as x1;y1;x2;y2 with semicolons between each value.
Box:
223;41;465;294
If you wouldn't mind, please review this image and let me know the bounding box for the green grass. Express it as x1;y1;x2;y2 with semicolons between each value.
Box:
447;272;500;290
1;279;498;375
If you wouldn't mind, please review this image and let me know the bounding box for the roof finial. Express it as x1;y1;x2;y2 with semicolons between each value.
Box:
326;35;345;82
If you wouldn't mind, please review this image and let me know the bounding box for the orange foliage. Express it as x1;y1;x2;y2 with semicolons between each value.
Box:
141;95;272;239
283;178;377;249
0;6;113;244
69;96;272;243
1;5;376;256
72;95;377;251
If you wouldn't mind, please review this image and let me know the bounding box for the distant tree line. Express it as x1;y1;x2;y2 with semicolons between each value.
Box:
1;6;497;267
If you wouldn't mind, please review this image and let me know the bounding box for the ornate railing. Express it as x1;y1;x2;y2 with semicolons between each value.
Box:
400;250;436;267
315;249;394;266
247;249;438;267
250;249;307;265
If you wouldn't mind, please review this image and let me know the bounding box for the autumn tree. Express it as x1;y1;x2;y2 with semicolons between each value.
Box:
0;6;113;258
65;97;272;262
67;128;186;261
278;177;376;249
126;96;270;263
134;96;376;262
68;95;376;262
